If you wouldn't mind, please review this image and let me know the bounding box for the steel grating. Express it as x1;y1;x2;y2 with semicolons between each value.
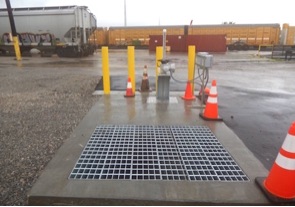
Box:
69;125;249;182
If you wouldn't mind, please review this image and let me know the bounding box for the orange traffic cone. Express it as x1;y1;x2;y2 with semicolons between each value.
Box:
124;77;135;98
199;80;222;121
182;81;196;100
256;122;295;203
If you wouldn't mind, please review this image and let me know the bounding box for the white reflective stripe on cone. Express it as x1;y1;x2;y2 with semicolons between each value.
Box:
282;134;295;153
276;153;295;170
210;87;217;95
207;96;217;104
127;83;132;88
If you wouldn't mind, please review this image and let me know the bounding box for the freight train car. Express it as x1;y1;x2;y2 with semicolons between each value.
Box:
149;34;227;52
281;23;295;45
88;27;108;47
189;24;281;50
0;5;97;57
107;25;184;46
93;23;293;51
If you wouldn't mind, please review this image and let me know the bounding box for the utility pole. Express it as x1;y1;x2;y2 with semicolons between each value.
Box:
124;0;127;26
5;0;21;61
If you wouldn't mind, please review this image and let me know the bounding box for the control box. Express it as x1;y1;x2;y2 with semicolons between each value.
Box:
196;52;213;68
160;59;176;74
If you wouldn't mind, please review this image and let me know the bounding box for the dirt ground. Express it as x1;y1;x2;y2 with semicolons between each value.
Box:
0;50;294;205
0;57;100;205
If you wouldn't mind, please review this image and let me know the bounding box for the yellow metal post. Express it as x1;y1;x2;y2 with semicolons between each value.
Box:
102;47;110;95
257;45;262;57
188;45;196;93
128;46;135;93
13;36;21;61
156;46;163;92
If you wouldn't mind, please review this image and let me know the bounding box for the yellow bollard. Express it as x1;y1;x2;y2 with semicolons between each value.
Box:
257;45;261;57
156;46;163;93
188;45;196;93
102;47;110;95
13;36;22;61
128;46;135;93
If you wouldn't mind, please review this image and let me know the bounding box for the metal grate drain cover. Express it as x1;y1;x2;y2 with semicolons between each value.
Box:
69;125;249;182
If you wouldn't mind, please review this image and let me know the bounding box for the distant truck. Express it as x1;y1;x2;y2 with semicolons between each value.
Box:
0;5;97;57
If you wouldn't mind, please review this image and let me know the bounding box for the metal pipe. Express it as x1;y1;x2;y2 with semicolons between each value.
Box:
201;67;205;108
124;0;127;26
162;29;166;59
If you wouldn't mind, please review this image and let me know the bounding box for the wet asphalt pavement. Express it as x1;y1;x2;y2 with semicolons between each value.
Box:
215;60;295;170
94;49;295;170
2;50;295;172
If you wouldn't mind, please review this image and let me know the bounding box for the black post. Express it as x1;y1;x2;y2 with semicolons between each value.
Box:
5;0;17;36
4;0;21;60
184;25;189;36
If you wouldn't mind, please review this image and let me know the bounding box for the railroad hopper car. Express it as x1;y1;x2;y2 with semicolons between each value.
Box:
0;5;97;57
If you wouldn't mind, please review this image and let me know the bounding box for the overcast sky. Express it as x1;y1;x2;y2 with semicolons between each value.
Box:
1;0;294;27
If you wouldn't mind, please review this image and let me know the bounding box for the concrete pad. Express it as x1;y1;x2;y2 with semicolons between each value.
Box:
28;92;270;205
95;75;186;92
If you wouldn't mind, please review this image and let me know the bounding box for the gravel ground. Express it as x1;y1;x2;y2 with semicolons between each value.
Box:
0;60;100;205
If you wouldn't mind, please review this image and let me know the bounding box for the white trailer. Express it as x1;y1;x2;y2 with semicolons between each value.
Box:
0;5;97;57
